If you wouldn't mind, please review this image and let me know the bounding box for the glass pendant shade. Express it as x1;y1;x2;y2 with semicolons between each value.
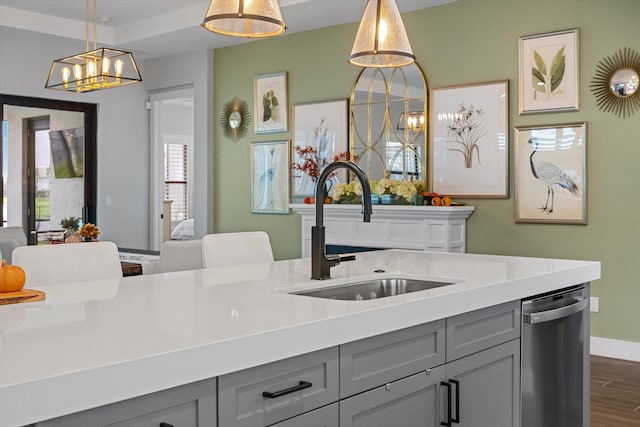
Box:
202;0;286;38
46;48;142;93
349;0;415;68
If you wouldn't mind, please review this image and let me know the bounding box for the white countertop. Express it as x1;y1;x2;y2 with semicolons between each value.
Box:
0;250;600;426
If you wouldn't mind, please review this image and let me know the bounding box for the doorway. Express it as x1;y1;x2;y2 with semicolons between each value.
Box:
0;94;97;241
149;88;195;251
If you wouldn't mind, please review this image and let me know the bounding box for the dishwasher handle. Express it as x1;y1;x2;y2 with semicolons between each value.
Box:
523;297;589;324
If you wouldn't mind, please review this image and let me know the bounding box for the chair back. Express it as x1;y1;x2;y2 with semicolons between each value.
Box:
0;226;27;246
0;239;19;264
157;239;203;273
13;241;123;287
202;232;274;268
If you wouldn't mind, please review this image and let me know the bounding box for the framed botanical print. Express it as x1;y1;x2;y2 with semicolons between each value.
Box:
519;28;579;114
254;72;288;133
429;80;509;198
514;122;587;224
250;140;290;214
292;99;349;198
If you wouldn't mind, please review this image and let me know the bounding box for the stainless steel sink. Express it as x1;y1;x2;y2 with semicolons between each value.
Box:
292;278;454;301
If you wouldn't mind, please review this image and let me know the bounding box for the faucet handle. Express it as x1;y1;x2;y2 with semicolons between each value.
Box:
338;254;356;263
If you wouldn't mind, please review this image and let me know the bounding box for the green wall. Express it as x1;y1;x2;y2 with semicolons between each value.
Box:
214;0;640;344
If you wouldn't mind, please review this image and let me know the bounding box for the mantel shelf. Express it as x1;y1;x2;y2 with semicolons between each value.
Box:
290;203;475;257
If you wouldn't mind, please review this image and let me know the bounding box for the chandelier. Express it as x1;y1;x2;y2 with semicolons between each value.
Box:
45;0;141;93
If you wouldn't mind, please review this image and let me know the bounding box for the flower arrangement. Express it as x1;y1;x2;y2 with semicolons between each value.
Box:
396;180;417;202
60;216;81;232
332;181;363;202
374;178;399;196
78;223;100;240
293;145;350;180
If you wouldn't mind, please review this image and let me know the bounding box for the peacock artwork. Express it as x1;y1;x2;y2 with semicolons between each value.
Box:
515;123;587;224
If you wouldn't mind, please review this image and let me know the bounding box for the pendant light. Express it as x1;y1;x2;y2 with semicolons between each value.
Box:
202;0;286;38
349;0;415;68
45;0;141;93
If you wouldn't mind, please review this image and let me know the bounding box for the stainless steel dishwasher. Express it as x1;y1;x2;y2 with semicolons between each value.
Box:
521;284;590;427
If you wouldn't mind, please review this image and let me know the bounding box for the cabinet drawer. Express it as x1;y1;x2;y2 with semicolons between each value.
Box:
218;347;339;427
270;403;338;427
340;367;445;427
446;300;520;361
340;320;445;398
36;378;216;427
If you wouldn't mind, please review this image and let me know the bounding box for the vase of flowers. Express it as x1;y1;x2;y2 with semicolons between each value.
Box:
375;178;399;204
332;181;363;204
292;136;351;197
78;223;100;242
396;180;417;204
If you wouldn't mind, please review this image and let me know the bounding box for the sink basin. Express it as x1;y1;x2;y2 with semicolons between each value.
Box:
292;278;454;301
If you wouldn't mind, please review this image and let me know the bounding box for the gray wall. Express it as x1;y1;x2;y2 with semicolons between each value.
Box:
1;27;150;248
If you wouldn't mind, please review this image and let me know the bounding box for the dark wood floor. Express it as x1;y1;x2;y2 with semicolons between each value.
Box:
591;355;640;426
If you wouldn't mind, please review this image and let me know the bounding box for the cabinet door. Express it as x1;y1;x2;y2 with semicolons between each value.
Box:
269;403;338;427
36;378;216;427
340;367;445;427
444;339;520;427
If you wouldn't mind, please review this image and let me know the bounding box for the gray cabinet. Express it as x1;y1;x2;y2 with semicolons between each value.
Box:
339;320;445;398
443;340;521;427
218;347;339;427
270;403;338;427
340;367;445;427
36;378;216;427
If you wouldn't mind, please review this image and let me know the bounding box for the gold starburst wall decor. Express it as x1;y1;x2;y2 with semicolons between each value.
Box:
220;97;251;141
590;47;640;118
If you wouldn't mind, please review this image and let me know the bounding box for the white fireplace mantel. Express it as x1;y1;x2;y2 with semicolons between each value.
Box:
291;203;475;258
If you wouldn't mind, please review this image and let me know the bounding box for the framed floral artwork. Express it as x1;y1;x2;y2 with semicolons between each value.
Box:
292;99;350;199
514;122;587;224
254;72;288;133
429;80;509;198
250;140;290;214
519;28;579;114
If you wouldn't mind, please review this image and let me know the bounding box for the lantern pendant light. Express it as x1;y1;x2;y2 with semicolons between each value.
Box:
349;0;415;68
202;0;287;38
45;0;141;93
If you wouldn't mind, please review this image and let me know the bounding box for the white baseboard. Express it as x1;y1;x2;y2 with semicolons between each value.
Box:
590;336;640;362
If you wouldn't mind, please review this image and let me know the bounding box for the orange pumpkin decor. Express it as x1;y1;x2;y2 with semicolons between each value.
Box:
0;259;26;293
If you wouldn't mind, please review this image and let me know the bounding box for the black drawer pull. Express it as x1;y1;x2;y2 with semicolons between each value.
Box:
450;379;460;423
262;380;312;399
159;423;174;427
441;381;452;426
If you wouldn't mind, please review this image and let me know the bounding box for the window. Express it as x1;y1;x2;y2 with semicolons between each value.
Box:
164;139;189;222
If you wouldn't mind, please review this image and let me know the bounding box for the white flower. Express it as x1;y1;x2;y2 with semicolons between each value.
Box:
353;182;363;196
396;180;417;202
332;182;348;201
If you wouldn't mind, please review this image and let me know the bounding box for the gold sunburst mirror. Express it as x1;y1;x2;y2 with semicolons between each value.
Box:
590;47;640;118
220;97;251;141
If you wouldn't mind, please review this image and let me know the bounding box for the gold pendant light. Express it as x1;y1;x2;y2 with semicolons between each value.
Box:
349;0;415;68
45;0;141;93
202;0;286;38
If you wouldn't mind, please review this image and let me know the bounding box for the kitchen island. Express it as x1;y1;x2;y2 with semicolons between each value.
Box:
0;250;600;426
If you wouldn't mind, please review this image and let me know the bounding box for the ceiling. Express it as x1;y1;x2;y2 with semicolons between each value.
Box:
0;0;457;59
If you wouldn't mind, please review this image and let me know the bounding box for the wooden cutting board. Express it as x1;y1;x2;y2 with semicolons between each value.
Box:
0;289;46;306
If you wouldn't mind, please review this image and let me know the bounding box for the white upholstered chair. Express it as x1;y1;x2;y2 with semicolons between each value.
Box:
13;241;123;287
202;232;274;268
156;239;203;273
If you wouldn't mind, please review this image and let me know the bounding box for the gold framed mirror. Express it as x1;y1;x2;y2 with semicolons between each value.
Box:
590;47;640;118
350;63;427;183
220;97;251;141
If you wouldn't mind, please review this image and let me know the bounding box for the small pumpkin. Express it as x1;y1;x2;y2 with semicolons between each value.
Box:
0;259;26;293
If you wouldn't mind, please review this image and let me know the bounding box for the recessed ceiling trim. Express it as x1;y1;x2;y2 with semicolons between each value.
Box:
0;5;115;44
